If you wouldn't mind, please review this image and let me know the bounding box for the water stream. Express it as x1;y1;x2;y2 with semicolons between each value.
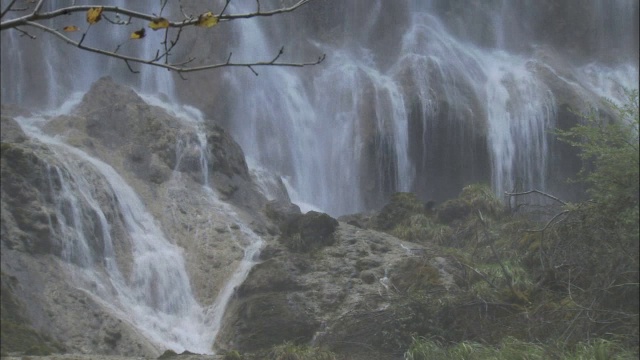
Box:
1;0;638;353
18;115;214;353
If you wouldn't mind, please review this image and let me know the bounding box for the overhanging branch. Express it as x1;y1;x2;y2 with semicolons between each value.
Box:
3;1;324;75
22;21;325;75
1;0;313;30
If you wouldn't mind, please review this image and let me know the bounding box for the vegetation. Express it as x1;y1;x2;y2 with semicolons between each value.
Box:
223;350;243;360
370;91;639;359
268;341;336;360
405;336;637;360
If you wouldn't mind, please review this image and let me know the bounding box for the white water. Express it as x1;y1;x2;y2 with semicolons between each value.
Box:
20;97;266;352
18;115;214;353
2;1;637;215
217;1;637;214
147;95;265;351
1;1;638;351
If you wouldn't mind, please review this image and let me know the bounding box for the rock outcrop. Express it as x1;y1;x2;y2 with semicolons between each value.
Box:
215;213;461;359
0;78;273;356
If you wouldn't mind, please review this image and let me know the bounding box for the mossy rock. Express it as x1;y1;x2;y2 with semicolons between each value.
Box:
374;192;426;231
157;349;178;359
229;293;320;353
280;211;338;252
223;350;243;360
436;184;504;224
268;341;337;360
390;257;442;293
0;281;60;355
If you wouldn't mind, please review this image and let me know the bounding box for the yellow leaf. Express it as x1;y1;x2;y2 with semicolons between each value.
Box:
63;25;79;32
86;7;103;25
196;11;218;28
149;17;169;30
130;28;146;39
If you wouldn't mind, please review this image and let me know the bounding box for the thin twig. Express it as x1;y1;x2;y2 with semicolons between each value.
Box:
505;189;567;205
1;0;20;18
523;210;570;232
1;0;313;30
21;20;325;75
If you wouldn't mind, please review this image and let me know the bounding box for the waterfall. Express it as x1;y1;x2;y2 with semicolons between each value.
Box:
138;93;264;350
17;115;214;353
1;1;638;351
2;1;638;215
214;0;637;214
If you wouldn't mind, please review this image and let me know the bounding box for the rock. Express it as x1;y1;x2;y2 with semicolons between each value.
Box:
236;259;300;296
359;270;378;284
1;116;27;143
216;222;434;357
263;199;302;231
0;78;272;357
374;192;425;230
1;140;57;254
337;213;374;229
280;211;339;252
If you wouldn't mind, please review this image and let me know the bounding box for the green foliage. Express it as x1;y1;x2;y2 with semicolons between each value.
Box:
375;192;426;230
436;184;504;225
223;350;243;360
404;337;637;360
391;214;453;245
556;89;639;235
544;90;640;346
268;342;336;360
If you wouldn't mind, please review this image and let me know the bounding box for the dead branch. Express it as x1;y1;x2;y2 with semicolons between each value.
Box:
505;189;567;206
1;0;313;30
1;1;325;75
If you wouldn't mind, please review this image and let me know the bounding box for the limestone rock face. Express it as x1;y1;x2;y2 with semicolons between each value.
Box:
0;78;273;356
216;221;459;359
1;115;156;356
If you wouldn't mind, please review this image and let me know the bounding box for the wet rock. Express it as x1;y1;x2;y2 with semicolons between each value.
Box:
1;116;27;143
280;211;338;252
263;199;302;231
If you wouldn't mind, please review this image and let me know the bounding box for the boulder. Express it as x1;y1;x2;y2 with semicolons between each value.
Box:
1;115;27;143
263;199;302;231
280;211;339;252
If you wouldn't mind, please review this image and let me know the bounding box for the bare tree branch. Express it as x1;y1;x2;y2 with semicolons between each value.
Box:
1;0;313;30
1;0;20;18
505;189;567;206
21;20;324;76
2;1;325;75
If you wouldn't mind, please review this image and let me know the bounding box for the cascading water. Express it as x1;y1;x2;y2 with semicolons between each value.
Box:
14;93;265;353
17;114;214;353
1;1;638;352
2;1;638;215
138;94;264;350
213;0;638;214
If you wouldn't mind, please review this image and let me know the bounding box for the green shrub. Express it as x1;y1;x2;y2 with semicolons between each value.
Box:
223;349;243;360
436;184;504;224
268;341;336;360
391;214;453;245
404;337;637;360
